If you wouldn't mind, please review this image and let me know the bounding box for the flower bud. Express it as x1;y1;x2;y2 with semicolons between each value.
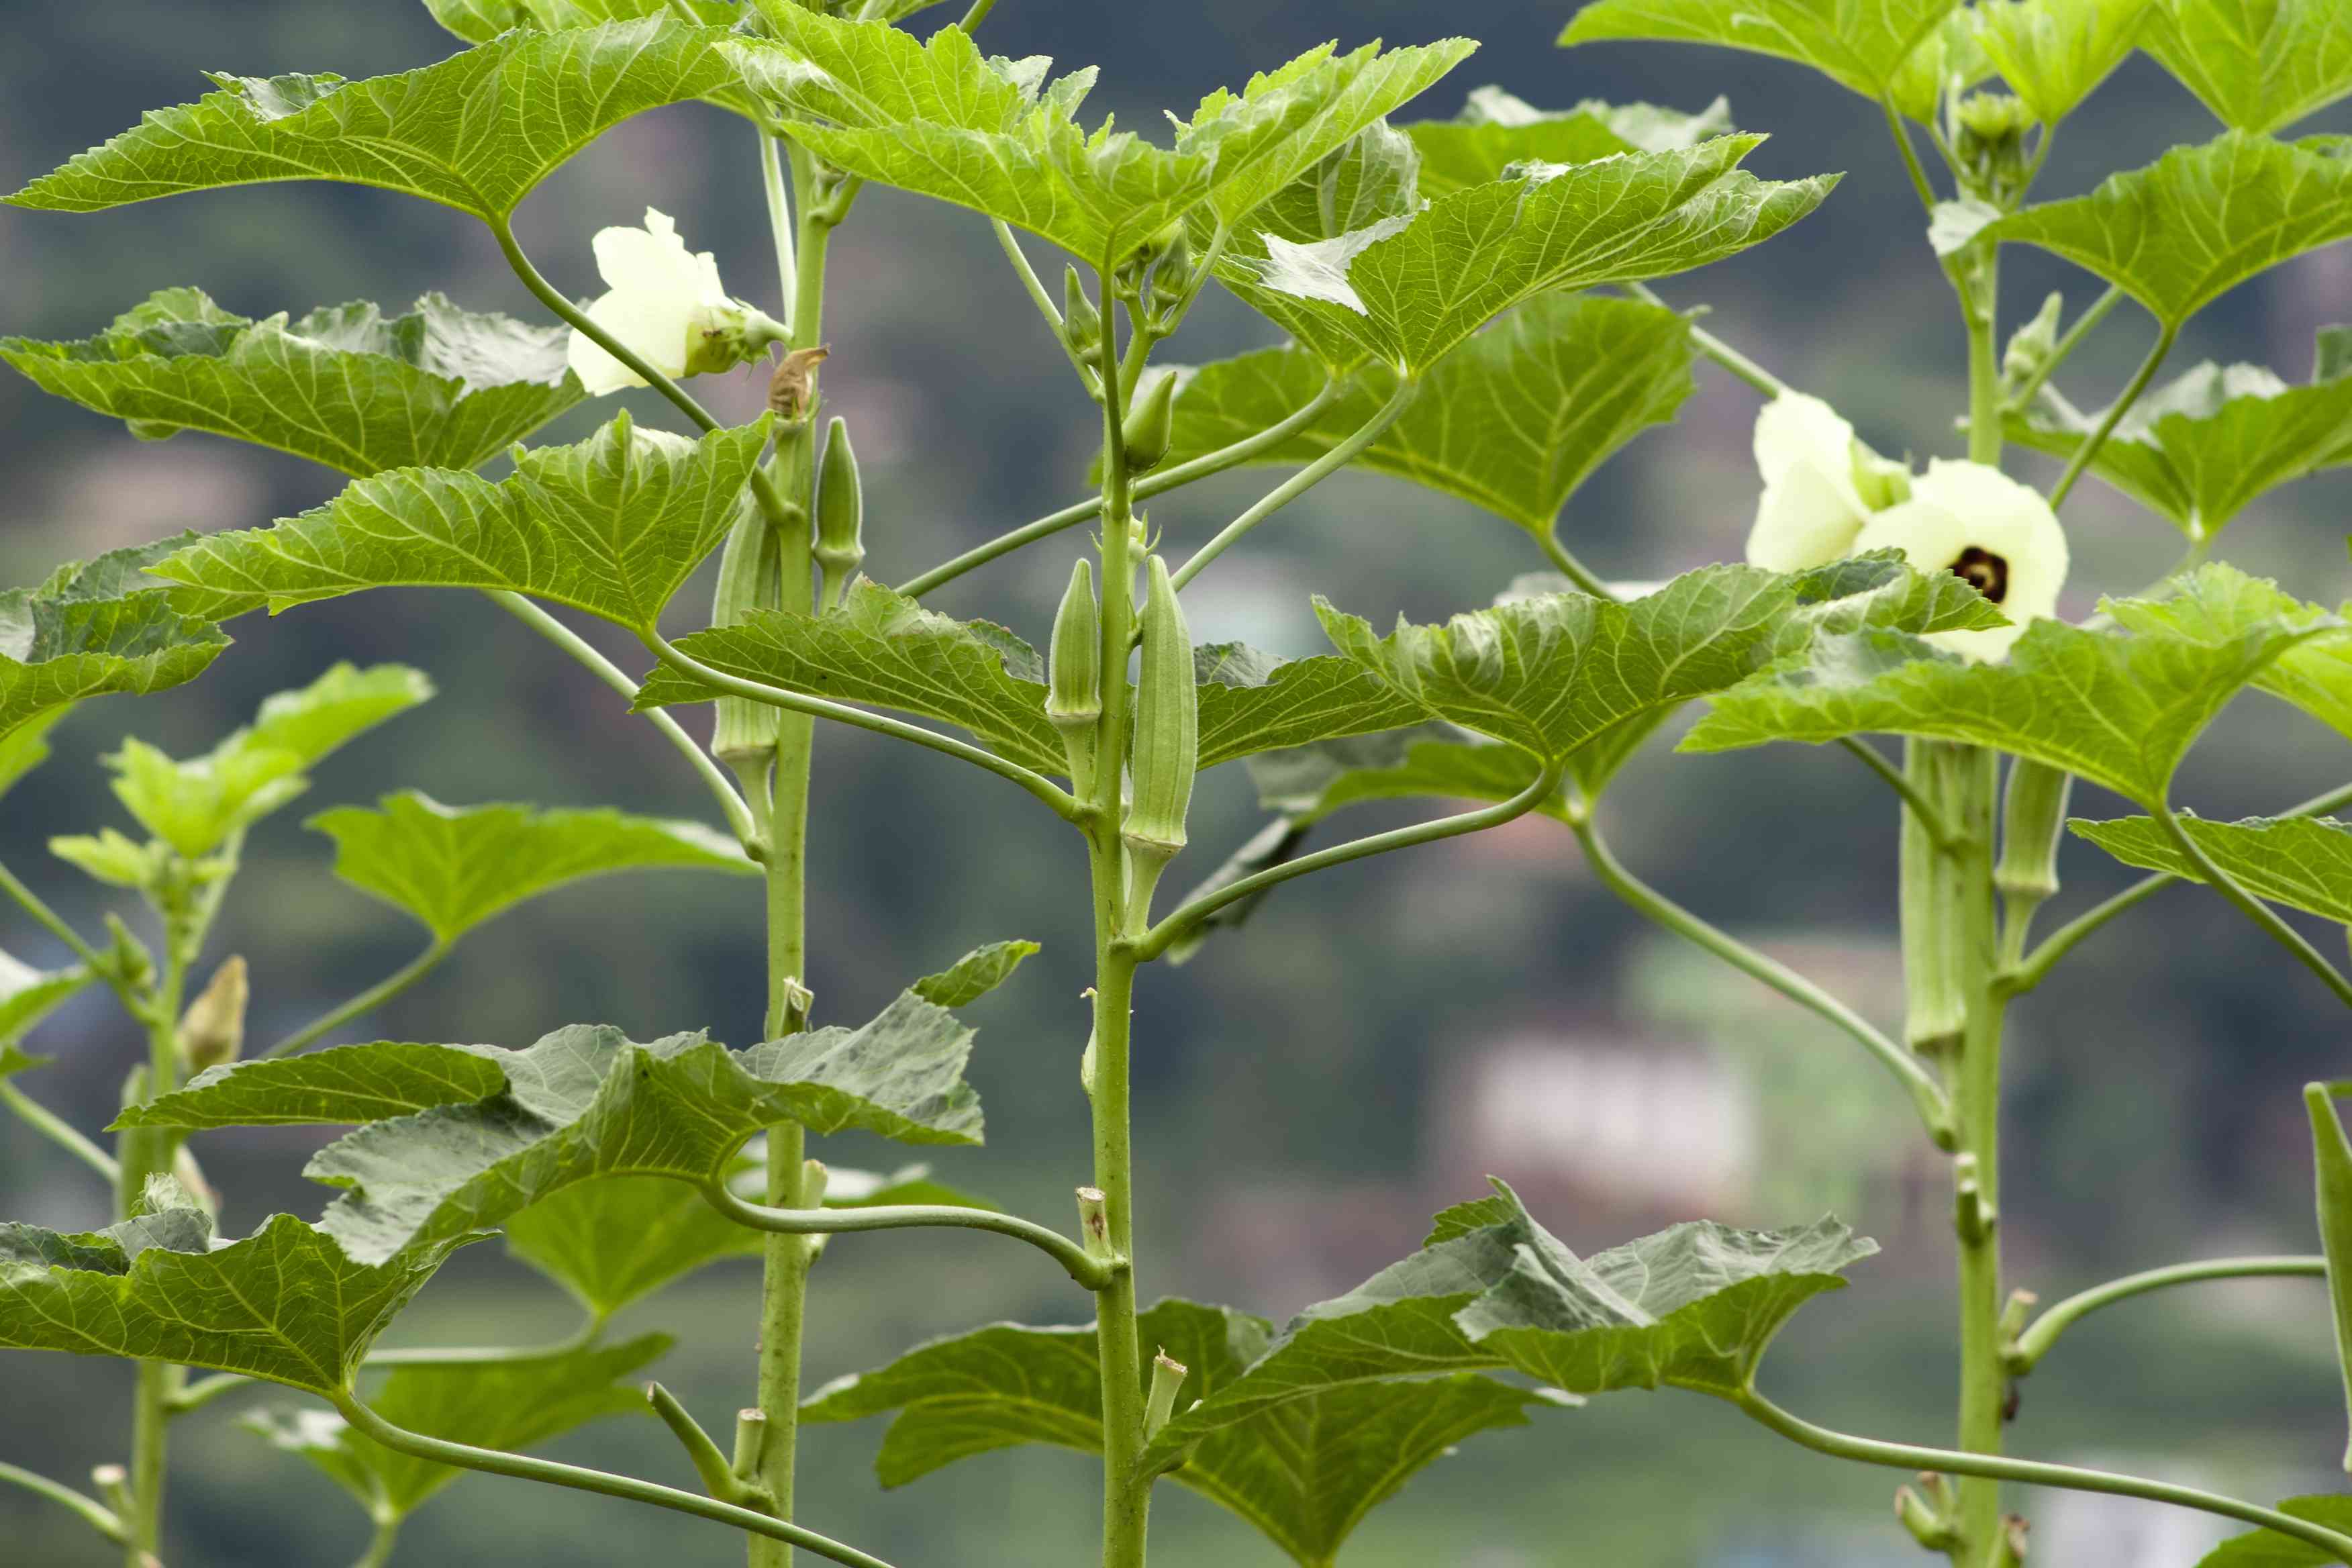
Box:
1125;371;1177;473
2001;292;2066;403
1046;560;1104;794
814;416;865;592
1122;556;1197;928
1954;93;2037;204
178;955;247;1074
1149;224;1193;297
1063;266;1103;358
709;492;784;773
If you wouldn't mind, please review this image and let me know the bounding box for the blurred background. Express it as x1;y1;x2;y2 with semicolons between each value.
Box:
3;3;2349;1565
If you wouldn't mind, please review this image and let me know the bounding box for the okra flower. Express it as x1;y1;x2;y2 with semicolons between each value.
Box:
566;208;785;396
1849;458;2068;661
1744;391;1910;571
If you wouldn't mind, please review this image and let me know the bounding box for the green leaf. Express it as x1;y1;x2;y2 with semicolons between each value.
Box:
503;1159;990;1319
1988;132;2352;328
2069;814;2352;924
910;940;1040;1008
2;547;233;751
244;1335;668;1520
2198;1498;2352;1565
803;1297;1557;1568
1684;564;2341;807
3;289;582;479
636;581;1427;777
1251;726;1565;825
150;414;771;636
424;0;738;44
1887;7;1996;122
1141;1181;1868;1476
6;19;748;222
48;830;170;891
2101;565;2352;747
1559;0;1965;105
2005;326;2352;540
305;792;757;946
1314;557;1998;766
0;950;89;1048
2144;0;2352;134
1404;86;1734;197
0;1207;453;1395
126;992;996;1264
104;663;434;858
0;708;64;806
1973;0;2154;124
1247;138;1834;372
731;9;1473;263
1160;296;1696;534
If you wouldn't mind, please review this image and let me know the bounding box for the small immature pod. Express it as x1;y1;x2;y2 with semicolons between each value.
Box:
1122;555;1197;928
1125;372;1177;473
1046;559;1104;794
1995;756;2073;908
2307;1083;2352;1471
1063;266;1104;358
814;416;865;591
708;500;784;773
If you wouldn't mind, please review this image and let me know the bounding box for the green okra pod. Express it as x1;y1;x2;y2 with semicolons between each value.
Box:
815;415;864;600
1063;265;1103;358
1122;554;1195;929
708;494;783;772
1047;558;1104;795
1125;371;1177;473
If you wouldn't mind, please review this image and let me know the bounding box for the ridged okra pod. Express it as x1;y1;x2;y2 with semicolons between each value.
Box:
1122;554;1195;930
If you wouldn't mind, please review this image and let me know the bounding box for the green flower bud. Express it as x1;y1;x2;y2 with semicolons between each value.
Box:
1125;371;1177;473
1046;559;1104;795
2001;291;2066;403
1150;224;1193;297
709;496;783;772
1063;266;1103;358
1122;555;1196;928
178;954;247;1074
815;416;865;591
1953;92;2037;203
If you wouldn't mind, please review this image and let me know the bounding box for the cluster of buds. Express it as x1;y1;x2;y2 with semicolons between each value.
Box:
1953;91;2039;208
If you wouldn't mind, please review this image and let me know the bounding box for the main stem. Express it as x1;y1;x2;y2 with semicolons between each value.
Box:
747;137;836;1568
1091;270;1150;1568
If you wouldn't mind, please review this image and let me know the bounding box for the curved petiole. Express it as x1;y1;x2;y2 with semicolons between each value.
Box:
2049;324;2177;510
1167;380;1418;593
2003;284;2124;412
330;1392;901;1568
0;1461;126;1547
0;1078;119;1183
2006;1257;2326;1375
1738;1388;2352;1561
262;940;452;1060
2153;800;2352;1008
1132;762;1565;962
893;379;1344;600
993;219;1101;393
1568;810;1954;1147
701;1181;1115;1291
641;633;1083;822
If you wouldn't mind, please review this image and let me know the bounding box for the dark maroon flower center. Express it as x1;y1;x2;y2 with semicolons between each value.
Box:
1949;546;2008;603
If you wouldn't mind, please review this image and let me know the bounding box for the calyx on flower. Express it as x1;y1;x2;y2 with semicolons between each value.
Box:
1849;458;2068;661
1744;391;1908;571
566;208;787;397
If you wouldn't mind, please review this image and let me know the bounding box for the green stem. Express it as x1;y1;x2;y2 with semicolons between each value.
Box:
0;859;112;981
1567;810;1953;1145
2002;284;2122;411
1166;382;1417;592
261;940;450;1060
329;1394;900;1568
1845;736;1961;848
362;1319;601;1367
761;134;797;317
993;218;1101;393
703;1183;1112;1289
894;381;1342;599
1967;262;2004;470
0;1079;119;1183
484;590;756;846
2008;1257;2326;1374
165;1372;252;1416
641;632;1081;821
2049;326;2176;511
1089;262;1152;1568
2005;780;2352;993
1134;765;1565;963
1537;531;1612;596
1738;1389;2352;1560
957;0;997;29
352;1514;401;1568
1621;282;1787;397
1882;93;1941;213
2154;802;2352;1007
118;925;193;1568
0;1462;126;1547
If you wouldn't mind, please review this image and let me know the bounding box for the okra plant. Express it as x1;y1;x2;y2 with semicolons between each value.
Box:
5;0;2352;1565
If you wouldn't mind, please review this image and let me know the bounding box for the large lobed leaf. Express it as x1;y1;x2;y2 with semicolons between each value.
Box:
1140;1180;1870;1477
1973;0;2154;125
151;413;771;635
3;289;582;479
1989;132;2352;328
802;1297;1558;1568
0;1207;453;1396
1157;294;1697;535
1248;136;1833;372
2143;0;2352;135
2197;1497;2352;1565
306;791;757;945
1685;565;2347;807
729;7;1474;263
6;19;746;222
246;1335;669;1522
1403;85;1735;197
2005;326;2352;540
1559;0;1965;106
1;541;240;751
2070;813;2352;925
426;0;740;43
